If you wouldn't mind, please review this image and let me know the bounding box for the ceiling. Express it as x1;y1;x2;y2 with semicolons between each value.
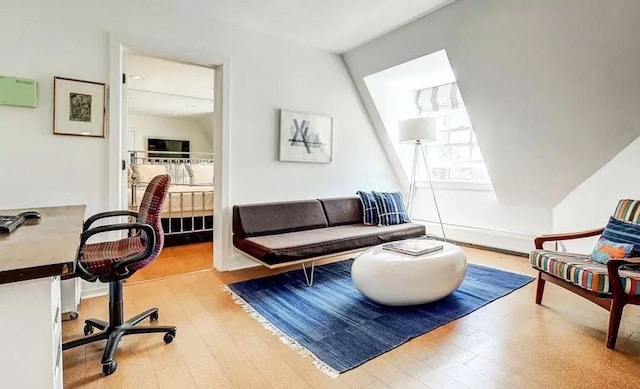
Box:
365;49;455;91
160;0;457;53
126;54;214;117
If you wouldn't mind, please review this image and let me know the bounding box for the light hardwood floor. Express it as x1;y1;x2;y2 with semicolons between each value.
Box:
63;246;640;388
127;242;213;283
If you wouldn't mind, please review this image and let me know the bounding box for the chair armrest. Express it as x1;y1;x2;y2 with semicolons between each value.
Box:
534;228;604;249
83;210;139;231
76;222;156;280
607;257;640;297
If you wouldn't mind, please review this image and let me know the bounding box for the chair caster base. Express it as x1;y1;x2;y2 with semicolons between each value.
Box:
102;360;117;376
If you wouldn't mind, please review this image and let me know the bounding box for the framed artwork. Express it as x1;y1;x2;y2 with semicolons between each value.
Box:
279;109;333;163
53;76;106;138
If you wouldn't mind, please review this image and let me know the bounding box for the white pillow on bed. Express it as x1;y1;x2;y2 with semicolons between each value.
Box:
186;164;214;185
132;164;169;183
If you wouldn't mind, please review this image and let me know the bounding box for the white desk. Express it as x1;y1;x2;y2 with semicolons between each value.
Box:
0;205;84;389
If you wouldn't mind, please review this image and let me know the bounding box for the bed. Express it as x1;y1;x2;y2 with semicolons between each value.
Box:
128;151;214;245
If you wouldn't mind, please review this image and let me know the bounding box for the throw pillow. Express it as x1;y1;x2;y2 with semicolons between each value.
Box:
356;191;379;226
132;164;169;184
601;216;640;251
186;164;214;186
591;237;634;264
372;191;410;226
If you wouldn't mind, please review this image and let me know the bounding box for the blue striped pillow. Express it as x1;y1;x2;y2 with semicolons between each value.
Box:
600;216;640;257
356;191;379;225
372;191;410;226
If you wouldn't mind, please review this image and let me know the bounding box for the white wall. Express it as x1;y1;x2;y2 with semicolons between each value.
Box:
553;136;640;254
343;0;640;208
128;113;213;153
0;0;400;289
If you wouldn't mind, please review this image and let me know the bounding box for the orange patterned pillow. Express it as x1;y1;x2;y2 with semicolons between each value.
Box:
591;237;633;264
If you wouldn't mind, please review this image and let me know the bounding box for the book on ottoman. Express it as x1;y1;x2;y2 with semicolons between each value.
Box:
382;239;443;256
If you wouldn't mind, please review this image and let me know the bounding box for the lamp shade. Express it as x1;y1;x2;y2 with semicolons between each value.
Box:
398;117;437;143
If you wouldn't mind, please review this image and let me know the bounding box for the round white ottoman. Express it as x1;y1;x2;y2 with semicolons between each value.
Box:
351;240;467;306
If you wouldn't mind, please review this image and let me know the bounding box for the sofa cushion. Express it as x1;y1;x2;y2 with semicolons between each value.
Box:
613;199;640;223
318;197;362;226
530;249;640;295
234;223;426;266
233;200;328;238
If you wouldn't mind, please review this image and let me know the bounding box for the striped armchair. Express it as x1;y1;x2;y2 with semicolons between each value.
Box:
530;199;640;349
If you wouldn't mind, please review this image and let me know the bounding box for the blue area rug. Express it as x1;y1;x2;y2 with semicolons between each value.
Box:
224;259;534;377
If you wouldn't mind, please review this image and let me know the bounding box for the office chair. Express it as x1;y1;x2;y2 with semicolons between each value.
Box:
63;174;176;376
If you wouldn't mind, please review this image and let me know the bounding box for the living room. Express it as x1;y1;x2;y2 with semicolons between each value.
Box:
0;0;638;388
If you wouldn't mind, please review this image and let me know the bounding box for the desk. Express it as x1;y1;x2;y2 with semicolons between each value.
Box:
0;205;84;389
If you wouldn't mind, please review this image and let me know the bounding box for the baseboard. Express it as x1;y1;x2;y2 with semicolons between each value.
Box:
81;284;108;299
219;254;262;271
415;220;535;256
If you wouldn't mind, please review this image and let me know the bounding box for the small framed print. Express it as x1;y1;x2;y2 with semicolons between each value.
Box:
53;76;106;138
279;109;333;163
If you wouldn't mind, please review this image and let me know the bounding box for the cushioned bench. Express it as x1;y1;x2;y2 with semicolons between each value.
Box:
232;197;426;283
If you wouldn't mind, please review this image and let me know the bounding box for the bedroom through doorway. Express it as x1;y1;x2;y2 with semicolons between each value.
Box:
123;53;216;283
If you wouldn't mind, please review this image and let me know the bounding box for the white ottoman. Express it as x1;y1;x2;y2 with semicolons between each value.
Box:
351;240;467;306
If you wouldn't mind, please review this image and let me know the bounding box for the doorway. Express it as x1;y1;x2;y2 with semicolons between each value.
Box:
122;53;216;283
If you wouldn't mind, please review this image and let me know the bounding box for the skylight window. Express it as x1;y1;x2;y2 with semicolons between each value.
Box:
364;49;492;188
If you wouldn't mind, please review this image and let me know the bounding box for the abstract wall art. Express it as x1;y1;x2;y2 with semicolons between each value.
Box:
279;109;333;163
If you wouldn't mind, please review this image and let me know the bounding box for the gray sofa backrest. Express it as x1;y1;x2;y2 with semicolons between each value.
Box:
318;197;362;227
233;200;329;238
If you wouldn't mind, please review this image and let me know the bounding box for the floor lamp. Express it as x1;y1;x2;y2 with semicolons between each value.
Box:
399;117;447;241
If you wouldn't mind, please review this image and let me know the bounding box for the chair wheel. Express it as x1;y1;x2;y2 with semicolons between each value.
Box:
163;331;176;344
83;324;94;335
102;360;117;376
150;311;159;322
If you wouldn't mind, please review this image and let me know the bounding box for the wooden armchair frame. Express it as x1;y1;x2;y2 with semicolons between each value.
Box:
535;228;640;349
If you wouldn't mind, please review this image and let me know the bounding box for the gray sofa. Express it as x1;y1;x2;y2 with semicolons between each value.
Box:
232;196;426;269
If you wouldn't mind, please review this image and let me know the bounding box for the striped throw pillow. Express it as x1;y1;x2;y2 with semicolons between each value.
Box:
356;191;379;225
600;216;640;257
372;191;410;226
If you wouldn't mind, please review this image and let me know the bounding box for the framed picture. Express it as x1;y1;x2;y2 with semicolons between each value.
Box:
53;76;106;138
279;109;333;163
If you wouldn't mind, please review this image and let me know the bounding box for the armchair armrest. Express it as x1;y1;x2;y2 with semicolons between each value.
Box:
76;222;156;281
534;228;604;249
607;257;640;297
83;210;139;231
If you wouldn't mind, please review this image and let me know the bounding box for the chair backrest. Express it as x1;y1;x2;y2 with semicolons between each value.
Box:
613;199;640;223
138;174;171;261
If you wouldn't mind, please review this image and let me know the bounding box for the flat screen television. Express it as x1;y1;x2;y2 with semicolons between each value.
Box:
147;138;190;159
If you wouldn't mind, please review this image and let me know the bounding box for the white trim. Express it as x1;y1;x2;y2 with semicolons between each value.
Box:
223;254;262;271
81;285;108;300
107;31;232;272
415;220;535;254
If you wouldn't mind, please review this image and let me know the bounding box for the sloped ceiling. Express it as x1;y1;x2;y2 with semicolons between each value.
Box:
343;0;640;207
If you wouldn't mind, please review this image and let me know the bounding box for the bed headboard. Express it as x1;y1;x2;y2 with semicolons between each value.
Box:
128;150;214;186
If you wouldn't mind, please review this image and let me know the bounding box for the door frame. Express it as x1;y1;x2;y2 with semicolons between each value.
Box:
108;31;232;271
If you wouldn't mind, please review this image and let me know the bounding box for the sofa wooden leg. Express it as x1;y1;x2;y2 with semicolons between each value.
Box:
535;272;546;305
606;297;625;349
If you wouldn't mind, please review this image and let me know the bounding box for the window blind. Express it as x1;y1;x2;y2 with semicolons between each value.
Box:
416;82;462;113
